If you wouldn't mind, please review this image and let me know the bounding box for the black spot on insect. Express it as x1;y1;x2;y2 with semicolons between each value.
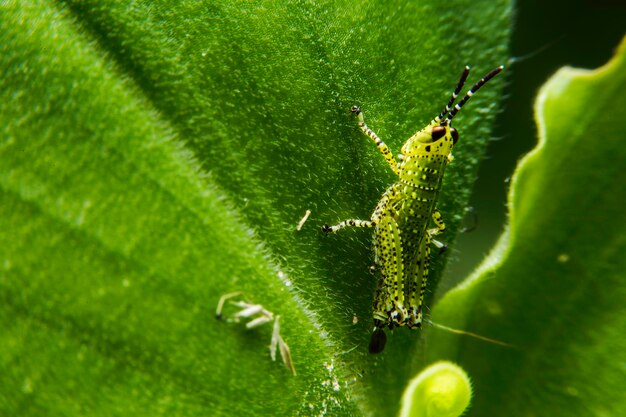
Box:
425;145;431;152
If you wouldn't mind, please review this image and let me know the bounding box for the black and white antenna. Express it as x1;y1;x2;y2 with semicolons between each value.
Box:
443;65;504;125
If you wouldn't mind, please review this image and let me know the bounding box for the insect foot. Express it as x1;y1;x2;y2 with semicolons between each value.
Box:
369;327;387;354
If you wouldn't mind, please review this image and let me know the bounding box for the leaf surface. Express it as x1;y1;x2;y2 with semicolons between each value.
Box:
0;1;510;415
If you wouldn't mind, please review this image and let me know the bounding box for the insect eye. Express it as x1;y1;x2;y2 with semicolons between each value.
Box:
431;126;446;140
450;128;459;144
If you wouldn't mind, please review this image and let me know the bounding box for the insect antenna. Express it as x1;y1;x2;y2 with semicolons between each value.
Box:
443;65;504;125
433;66;470;124
426;319;515;348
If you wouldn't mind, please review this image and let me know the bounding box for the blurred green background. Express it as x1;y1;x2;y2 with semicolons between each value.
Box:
447;0;626;287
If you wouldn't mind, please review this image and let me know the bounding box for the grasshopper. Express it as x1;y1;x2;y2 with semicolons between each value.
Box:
323;66;504;353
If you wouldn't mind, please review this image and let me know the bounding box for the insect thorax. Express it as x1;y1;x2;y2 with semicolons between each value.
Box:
397;149;451;221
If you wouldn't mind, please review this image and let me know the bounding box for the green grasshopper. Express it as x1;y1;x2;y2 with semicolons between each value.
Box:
322;66;504;353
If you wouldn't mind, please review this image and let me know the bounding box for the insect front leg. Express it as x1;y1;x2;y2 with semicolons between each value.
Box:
351;106;400;177
406;234;430;329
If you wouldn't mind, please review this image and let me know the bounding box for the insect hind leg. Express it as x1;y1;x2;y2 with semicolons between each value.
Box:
406;234;431;329
351;106;400;176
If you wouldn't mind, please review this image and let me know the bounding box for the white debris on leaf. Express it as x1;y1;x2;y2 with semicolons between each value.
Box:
296;209;312;231
216;292;295;376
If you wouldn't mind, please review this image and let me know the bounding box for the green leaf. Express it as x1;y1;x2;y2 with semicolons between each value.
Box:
0;1;509;415
429;37;626;416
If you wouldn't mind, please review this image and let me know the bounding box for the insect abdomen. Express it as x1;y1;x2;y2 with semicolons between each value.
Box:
372;149;450;327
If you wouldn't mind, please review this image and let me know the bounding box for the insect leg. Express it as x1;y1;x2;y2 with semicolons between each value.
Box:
370;186;395;224
413;233;431;328
428;210;447;254
404;232;429;329
405;210;445;328
351;106;400;176
371;215;406;353
369;327;387;354
322;186;396;233
321;219;374;233
430;209;446;234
